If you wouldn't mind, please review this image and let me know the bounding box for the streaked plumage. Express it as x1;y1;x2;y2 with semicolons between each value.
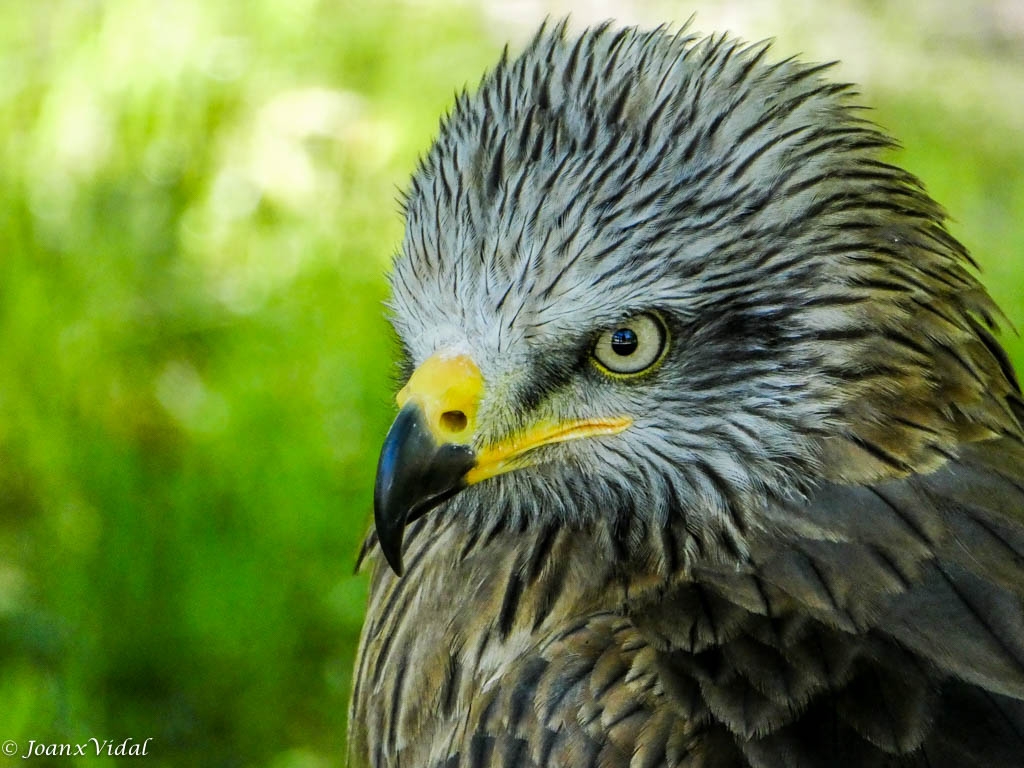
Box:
350;20;1024;767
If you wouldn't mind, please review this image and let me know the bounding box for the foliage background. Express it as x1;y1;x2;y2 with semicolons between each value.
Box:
0;0;1020;766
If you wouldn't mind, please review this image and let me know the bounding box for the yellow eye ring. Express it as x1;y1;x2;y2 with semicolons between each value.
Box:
591;312;669;378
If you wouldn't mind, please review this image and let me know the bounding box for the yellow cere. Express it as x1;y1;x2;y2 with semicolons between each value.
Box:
397;352;484;445
398;352;633;483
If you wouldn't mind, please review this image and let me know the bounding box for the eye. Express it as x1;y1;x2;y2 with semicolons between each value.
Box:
592;312;668;376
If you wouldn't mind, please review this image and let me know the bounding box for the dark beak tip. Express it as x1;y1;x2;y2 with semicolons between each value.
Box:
376;528;406;576
373;486;408;578
383;554;405;578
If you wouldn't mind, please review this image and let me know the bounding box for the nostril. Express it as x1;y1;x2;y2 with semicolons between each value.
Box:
440;410;468;434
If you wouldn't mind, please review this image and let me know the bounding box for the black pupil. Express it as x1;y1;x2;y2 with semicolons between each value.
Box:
610;328;638;356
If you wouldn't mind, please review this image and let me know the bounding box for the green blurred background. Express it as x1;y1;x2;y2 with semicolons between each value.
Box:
0;0;1020;765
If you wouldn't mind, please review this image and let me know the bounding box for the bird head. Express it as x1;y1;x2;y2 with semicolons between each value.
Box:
372;21;1002;576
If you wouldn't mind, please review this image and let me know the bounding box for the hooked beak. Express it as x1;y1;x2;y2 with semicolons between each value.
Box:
373;403;475;575
372;352;632;576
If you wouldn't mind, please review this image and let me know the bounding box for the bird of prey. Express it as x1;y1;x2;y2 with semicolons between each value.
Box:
349;20;1024;768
